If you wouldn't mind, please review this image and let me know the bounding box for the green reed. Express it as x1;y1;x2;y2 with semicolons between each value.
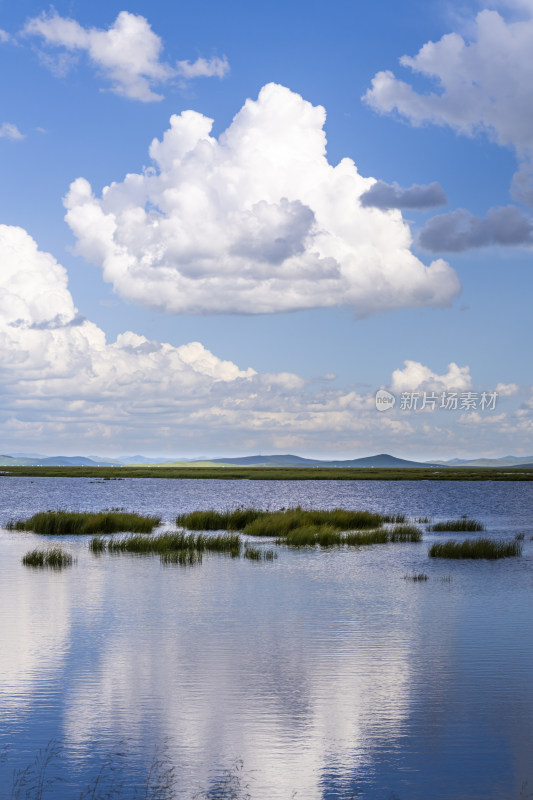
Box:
8;510;161;535
22;547;74;568
429;517;484;532
429;537;522;559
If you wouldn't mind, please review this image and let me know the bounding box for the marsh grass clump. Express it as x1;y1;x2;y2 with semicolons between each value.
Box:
89;536;106;553
107;531;241;557
430;517;484;532
382;513;407;523
429;537;522;559
403;573;429;581
342;529;390;546
243;544;262;560
8;510;161;536
178;506;390;537
242;507;388;538
389;525;423;542
176;508;266;531
279;526;391;548
280;524;338;547
22;547;74;568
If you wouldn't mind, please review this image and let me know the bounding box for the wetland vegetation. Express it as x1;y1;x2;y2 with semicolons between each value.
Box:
429;537;523;559
1;465;533;480
21;547;74;568
429;517;485;532
8;510;161;535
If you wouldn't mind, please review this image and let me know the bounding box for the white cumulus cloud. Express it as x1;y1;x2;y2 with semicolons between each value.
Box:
364;8;533;155
64;83;460;316
0;226;518;456
0;224;255;398
390;360;472;393
23;10;228;101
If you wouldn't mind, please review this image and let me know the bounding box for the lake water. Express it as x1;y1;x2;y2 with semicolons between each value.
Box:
1;477;532;800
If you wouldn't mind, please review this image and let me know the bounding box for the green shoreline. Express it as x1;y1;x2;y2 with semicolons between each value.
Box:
1;465;533;480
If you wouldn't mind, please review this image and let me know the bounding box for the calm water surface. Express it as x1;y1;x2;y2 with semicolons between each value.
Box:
0;477;532;800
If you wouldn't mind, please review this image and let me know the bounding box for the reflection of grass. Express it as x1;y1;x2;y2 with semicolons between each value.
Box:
3;740;531;799
22;547;74;568
429;538;522;559
403;573;429;581
8;510;160;535
430;518;484;532
160;550;203;566
3;740;257;800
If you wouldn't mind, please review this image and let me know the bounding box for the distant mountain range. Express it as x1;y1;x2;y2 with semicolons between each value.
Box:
0;455;123;467
208;453;441;468
1;452;532;469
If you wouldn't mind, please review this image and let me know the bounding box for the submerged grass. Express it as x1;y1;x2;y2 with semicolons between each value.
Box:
430;517;484;532
429;537;522;559
243;544;278;561
8;510;161;535
22;547;74;568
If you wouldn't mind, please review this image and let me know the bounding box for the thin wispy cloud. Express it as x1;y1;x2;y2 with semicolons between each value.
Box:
176;55;229;80
0;122;24;140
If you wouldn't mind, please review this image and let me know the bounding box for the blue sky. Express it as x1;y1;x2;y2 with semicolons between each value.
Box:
0;0;532;459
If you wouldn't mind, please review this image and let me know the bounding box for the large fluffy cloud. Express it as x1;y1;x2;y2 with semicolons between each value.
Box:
23;10;228;102
364;6;533;253
0;225;522;456
390;361;472;393
0;224;255;401
363;8;533;155
64;83;460;316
